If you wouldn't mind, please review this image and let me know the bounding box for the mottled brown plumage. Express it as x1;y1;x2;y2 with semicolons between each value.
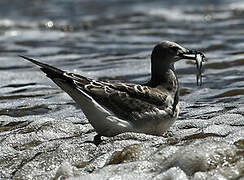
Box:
19;41;204;144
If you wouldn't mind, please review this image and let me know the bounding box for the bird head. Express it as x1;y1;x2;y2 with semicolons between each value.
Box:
151;41;205;64
151;41;205;85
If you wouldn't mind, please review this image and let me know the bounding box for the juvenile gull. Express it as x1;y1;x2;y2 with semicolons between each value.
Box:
19;41;205;145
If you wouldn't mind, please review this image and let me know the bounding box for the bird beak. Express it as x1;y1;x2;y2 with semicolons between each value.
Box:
177;48;206;61
177;48;206;86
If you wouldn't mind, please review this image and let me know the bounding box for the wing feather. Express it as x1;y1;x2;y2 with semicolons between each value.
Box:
66;73;173;121
19;55;175;122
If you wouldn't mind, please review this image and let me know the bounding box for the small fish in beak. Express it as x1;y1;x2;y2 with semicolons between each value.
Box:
178;48;205;86
195;52;205;86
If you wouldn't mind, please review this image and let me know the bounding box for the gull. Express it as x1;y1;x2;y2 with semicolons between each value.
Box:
19;41;205;145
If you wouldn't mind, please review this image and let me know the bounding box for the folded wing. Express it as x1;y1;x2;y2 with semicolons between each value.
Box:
20;56;174;122
67;73;173;121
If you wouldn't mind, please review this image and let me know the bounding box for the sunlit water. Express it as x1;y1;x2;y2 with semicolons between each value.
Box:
0;0;244;179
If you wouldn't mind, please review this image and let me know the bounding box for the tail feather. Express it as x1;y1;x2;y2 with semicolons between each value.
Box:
19;55;65;79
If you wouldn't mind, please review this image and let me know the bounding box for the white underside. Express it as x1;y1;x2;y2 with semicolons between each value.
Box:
53;79;178;137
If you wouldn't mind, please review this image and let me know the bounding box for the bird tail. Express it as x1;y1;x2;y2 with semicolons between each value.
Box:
19;55;65;79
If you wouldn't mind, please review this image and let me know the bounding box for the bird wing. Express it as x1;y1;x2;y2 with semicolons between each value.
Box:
20;56;174;121
66;72;173;121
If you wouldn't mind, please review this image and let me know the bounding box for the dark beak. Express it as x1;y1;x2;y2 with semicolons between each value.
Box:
178;49;206;61
178;49;206;86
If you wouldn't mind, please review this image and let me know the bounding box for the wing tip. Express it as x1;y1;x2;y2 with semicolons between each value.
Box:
19;55;65;78
19;55;45;67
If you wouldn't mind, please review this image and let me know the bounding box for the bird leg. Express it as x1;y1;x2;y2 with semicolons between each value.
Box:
84;134;102;146
93;134;102;146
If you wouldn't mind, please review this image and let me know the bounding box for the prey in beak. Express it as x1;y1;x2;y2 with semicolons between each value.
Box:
178;48;206;86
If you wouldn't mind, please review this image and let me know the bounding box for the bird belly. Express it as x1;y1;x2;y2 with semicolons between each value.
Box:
133;104;179;136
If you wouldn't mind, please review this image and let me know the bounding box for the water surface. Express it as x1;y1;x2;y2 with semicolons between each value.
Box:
0;0;244;179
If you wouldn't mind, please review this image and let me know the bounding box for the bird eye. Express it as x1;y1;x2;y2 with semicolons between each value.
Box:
171;46;179;52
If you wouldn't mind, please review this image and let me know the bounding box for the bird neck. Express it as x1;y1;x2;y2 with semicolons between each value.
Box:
147;63;179;95
144;62;179;113
151;63;175;83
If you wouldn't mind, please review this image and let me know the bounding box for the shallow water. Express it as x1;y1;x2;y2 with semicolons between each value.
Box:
0;0;244;179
